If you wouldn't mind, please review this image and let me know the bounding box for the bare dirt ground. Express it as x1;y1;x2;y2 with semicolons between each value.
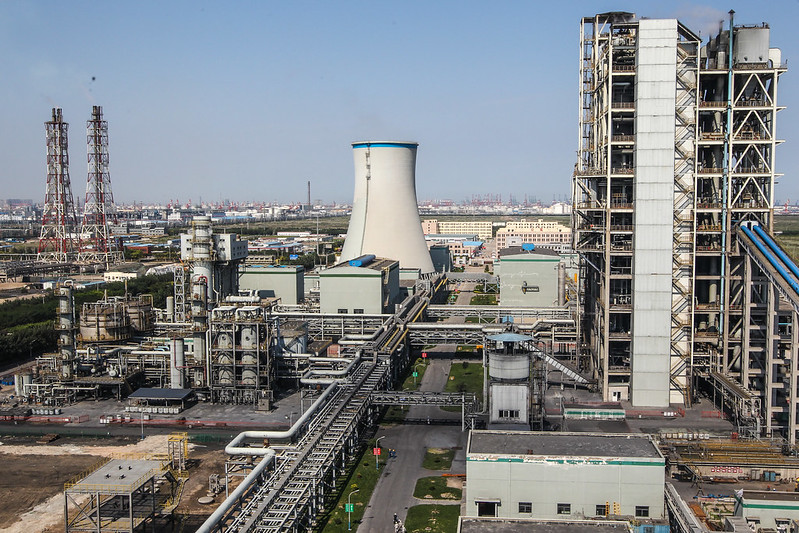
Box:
0;283;49;303
0;433;225;533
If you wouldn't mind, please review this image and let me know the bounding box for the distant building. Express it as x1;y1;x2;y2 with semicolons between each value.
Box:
104;271;140;283
422;219;493;240
495;220;571;253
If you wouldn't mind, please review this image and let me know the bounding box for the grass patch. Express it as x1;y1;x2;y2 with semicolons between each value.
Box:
444;362;483;400
469;294;497;305
413;476;462;500
455;345;476;353
401;358;428;391
318;437;384;532
404;504;461;533
422;448;455;470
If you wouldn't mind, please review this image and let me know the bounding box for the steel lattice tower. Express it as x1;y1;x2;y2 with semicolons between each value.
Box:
78;106;122;264
38;108;78;263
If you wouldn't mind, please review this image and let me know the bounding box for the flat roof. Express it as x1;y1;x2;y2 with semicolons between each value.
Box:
459;518;633;533
468;430;661;459
67;458;164;494
741;491;799;502
499;247;561;259
325;257;398;274
128;388;193;401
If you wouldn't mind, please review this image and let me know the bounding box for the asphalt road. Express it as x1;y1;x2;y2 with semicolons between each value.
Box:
359;356;468;532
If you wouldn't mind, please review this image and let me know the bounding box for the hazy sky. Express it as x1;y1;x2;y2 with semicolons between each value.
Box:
2;1;798;205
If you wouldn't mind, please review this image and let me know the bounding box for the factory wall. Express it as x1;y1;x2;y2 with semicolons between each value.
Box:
319;262;399;314
630;19;677;407
239;265;304;305
497;253;560;307
466;452;665;519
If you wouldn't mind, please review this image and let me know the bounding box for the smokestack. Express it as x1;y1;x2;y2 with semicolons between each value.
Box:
307;180;311;210
341;141;434;273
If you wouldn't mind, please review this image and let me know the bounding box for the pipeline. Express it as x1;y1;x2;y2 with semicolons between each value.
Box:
195;449;276;533
300;354;361;385
740;225;799;295
752;224;799;283
224;382;338;455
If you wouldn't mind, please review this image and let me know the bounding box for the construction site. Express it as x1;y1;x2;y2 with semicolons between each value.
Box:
2;8;799;533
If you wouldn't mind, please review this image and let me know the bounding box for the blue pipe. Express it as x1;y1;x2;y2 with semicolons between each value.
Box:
751;224;799;285
741;225;799;295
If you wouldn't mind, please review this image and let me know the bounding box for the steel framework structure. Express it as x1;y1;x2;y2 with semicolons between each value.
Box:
38;108;78;262
573;11;794;439
79;106;122;265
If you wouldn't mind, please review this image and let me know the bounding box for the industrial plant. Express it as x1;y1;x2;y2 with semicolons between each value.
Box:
3;9;799;533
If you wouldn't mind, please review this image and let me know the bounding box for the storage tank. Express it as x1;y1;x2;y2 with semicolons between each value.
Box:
239;327;256;350
241;369;257;386
79;301;132;342
170;338;185;389
489;351;531;380
340;141;434;273
126;295;155;333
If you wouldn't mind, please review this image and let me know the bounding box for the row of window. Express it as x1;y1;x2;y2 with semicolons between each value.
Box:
515;502;649;517
337;308;364;314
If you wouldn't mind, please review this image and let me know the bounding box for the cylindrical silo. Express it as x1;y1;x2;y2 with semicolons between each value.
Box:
341;141;434;273
170;338;185;389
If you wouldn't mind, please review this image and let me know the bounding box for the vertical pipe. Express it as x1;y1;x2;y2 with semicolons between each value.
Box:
720;10;735;339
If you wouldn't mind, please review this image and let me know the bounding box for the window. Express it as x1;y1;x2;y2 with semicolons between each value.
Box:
498;409;520;419
635;506;649;518
518;502;532;514
557;503;571;515
337;308;347;314
476;501;498;517
353;308;364;314
596;504;608;516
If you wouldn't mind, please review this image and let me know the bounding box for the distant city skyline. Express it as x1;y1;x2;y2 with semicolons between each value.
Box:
1;1;798;204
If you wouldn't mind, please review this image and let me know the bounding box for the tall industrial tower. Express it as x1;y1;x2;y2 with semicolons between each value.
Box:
78;106;122;265
573;12;789;434
38;108;78;263
341;141;434;273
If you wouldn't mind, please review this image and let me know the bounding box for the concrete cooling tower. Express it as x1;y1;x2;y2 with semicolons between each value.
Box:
340;141;434;273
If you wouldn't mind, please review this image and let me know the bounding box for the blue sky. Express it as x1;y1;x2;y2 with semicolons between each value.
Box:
1;1;799;205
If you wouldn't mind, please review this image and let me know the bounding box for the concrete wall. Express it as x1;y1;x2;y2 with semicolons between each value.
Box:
631;19;677;407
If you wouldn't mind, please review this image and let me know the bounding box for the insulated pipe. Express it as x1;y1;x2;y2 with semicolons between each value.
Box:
752;225;799;282
300;353;361;383
195;449;275;533
224;382;338;455
741;226;799;294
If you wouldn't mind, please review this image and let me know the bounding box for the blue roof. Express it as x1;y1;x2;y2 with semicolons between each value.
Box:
462;241;483;247
487;333;532;342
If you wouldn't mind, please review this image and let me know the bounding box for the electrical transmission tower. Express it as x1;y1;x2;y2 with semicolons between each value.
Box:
38;108;78;263
78;106;122;265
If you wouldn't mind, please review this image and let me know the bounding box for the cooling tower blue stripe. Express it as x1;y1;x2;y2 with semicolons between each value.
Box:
352;142;418;149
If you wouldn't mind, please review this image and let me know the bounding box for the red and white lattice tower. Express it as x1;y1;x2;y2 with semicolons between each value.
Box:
38;108;78;263
78;106;122;264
